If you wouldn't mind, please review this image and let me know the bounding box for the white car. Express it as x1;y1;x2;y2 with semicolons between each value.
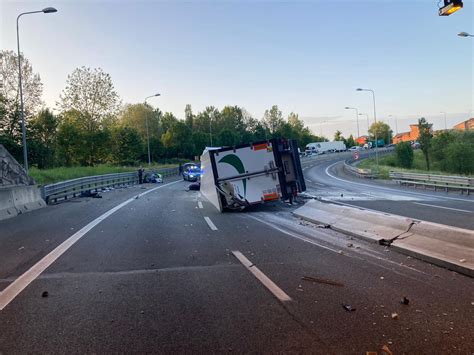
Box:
348;146;361;151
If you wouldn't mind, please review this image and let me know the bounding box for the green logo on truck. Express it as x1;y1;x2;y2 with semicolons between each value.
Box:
218;154;247;197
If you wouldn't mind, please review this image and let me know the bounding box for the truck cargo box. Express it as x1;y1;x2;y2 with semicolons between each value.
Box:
200;139;306;212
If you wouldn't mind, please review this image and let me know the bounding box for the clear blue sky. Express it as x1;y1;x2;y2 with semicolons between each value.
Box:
1;0;473;138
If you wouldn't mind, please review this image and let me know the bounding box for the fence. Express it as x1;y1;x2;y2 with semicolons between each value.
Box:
41;167;179;204
389;171;473;195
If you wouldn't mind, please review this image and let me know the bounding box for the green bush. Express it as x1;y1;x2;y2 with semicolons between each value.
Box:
444;142;474;175
395;142;414;168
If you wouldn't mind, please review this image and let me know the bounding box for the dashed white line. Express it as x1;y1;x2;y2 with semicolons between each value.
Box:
413;202;473;213
198;201;203;209
231;251;292;302
0;180;181;311
204;216;218;230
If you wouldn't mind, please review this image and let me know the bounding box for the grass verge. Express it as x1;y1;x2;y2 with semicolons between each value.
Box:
30;164;177;185
356;150;463;179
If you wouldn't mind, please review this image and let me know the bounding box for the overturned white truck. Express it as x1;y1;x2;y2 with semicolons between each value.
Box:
200;139;306;212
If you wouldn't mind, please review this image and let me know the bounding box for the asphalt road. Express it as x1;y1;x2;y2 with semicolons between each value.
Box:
301;152;474;230
0;176;473;353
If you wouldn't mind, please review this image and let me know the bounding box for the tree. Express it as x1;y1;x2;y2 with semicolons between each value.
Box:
119;103;161;140
395;142;414;168
217;129;238;146
417;117;432;170
263;105;284;135
368;121;392;144
185;104;194;129
110;126;143;165
161;112;178;133
161;121;194;158
444;141;474;175
346;134;355;148
29;109;58;168
0;50;43;140
58;66;121;131
334;130;344;141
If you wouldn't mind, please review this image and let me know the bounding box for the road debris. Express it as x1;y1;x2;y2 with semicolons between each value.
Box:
317;224;330;229
302;276;344;287
380;276;385;280
391;312;399;320
18;246;25;251
459;259;466;263
41;291;48;298
400;297;410;305
382;344;393;355
342;304;356;312
346;243;353;248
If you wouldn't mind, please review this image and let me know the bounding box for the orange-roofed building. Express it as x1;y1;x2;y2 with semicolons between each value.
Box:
356;135;369;145
392;124;422;144
453;118;474;131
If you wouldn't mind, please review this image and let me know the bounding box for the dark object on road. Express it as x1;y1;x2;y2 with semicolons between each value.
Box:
302;276;344;287
80;190;102;198
382;344;393;355
138;167;144;184
41;291;48;298
400;296;410;305
342;304;356;312
188;182;200;191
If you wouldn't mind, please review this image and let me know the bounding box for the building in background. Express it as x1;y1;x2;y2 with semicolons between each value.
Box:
392;117;472;144
356;135;369;145
453;118;474;131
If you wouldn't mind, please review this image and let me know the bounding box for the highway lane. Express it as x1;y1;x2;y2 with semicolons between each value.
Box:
1;178;473;353
300;153;474;230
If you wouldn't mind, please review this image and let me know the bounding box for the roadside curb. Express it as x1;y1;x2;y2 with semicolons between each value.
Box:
293;199;474;277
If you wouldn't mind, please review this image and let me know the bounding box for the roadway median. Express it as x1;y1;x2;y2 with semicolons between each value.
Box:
293;199;474;277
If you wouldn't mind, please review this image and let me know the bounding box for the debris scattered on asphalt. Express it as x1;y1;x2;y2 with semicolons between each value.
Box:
382;344;393;355
188;182;200;191
346;243;353;248
302;276;344;287
391;312;399;320
459;259;466;263
342;304;356;312
317;224;330;229
338;250;344;255
171;210;176;212
80;190;102;198
18;246;24;251
140;310;145;314
400;297;410;305
41;291;48;298
415;309;422;313
380;276;385;280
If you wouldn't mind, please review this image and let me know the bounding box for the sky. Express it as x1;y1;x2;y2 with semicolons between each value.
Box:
1;0;473;139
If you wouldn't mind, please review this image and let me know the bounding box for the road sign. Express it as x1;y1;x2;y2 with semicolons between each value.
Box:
353;151;360;160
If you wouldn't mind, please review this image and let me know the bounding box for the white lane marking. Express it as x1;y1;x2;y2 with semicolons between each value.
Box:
198;201;203;209
246;215;341;254
324;162;474;203
413;202;473;214
204;216;218;231
0;180;182;311
305;178;313;183
231;251;292;302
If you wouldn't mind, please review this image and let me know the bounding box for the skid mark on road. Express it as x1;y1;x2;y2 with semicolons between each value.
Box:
0;180;182;311
232;251;292;302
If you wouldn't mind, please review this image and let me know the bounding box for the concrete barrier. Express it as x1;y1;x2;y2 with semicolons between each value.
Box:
0;185;46;221
293;199;474;276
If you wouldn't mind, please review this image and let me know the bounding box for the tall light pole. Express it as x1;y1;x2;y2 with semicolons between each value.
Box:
345;107;360;138
458;31;474;37
144;93;160;165
356;88;378;166
440;111;447;130
17;7;58;173
389;115;398;135
319;120;327;137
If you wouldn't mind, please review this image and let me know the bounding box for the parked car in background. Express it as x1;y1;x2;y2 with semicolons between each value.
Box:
348;146;361;151
411;141;420;149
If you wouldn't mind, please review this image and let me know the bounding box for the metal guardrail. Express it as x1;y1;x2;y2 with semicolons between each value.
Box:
41;167;179;204
389;171;473;195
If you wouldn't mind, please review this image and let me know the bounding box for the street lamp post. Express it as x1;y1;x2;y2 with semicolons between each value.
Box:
356;88;379;166
17;7;57;173
144;93;160;165
345;107;360;138
440;111;447;130
389;115;398;135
